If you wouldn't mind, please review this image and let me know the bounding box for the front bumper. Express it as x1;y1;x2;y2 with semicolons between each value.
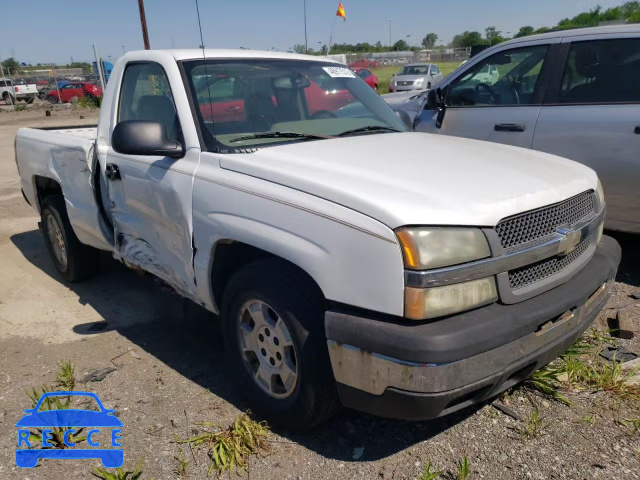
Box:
326;236;621;420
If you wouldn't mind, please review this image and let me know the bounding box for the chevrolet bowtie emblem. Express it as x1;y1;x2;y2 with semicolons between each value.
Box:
557;227;581;256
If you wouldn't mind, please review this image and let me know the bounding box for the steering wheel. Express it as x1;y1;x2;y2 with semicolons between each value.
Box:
310;110;337;119
475;82;498;104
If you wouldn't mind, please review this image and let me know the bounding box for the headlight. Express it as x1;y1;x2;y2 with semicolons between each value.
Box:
396;227;491;270
414;78;424;86
596;180;605;208
405;278;498;320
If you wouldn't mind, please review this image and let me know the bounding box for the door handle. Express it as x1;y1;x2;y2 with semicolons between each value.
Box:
105;163;121;181
635;125;640;134
495;123;526;132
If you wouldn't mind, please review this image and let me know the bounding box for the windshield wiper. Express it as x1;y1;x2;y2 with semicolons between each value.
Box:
229;131;332;143
336;125;401;137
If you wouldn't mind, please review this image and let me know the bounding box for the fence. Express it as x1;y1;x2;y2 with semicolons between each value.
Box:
343;47;471;66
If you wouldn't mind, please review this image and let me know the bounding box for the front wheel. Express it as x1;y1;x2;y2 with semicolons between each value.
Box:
48;95;59;104
221;259;339;430
3;94;14;105
40;196;99;282
427;82;431;89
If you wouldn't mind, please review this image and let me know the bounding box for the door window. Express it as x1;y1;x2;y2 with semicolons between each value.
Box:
558;39;640;104
357;69;370;79
430;65;440;75
447;45;549;107
117;62;180;142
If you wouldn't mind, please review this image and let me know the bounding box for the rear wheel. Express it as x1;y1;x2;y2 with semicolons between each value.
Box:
25;96;35;104
221;258;339;430
40;195;99;282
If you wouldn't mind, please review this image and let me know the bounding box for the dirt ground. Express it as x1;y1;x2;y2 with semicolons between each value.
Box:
0;107;639;479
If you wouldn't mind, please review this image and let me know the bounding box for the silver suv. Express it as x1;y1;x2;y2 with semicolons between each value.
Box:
414;25;640;233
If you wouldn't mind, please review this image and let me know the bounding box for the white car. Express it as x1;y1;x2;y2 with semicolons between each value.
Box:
15;48;619;428
0;78;38;104
414;24;640;233
389;63;444;92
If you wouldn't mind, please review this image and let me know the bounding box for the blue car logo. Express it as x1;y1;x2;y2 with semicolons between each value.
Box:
15;391;124;468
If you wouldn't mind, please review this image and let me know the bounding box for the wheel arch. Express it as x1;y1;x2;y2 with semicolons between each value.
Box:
209;240;326;314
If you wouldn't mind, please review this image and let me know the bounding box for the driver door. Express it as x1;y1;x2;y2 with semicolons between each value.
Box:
415;42;555;149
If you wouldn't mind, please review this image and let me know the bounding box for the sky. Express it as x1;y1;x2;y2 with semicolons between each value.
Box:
0;0;629;65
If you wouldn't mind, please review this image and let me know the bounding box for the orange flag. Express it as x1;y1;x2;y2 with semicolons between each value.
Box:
336;3;346;21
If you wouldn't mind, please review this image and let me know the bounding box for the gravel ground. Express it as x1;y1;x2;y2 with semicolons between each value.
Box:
0;108;638;479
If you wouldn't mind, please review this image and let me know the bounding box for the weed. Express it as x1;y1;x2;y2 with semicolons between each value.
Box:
14;104;27;111
518;405;547;439
582;415;596;425
56;360;75;390
92;457;144;480
174;447;189;476
526;366;571;405
417;460;443;480
457;456;471;479
616;418;640;435
175;412;270;477
24;385;86;448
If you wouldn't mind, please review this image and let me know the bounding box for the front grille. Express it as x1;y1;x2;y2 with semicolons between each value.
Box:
495;191;595;250
397;81;414;86
509;235;592;289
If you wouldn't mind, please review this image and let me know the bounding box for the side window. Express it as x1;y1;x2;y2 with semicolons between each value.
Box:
0;81;5;87
558;39;640;104
118;62;180;142
447;45;549;107
357;70;369;78
430;65;439;75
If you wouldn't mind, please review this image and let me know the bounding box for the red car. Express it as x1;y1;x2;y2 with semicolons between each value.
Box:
349;59;380;69
353;68;379;92
47;82;102;103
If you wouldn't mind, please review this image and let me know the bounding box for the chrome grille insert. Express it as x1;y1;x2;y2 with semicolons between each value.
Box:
496;191;595;250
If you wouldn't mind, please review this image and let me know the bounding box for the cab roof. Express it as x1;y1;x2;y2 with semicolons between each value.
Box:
165;49;341;63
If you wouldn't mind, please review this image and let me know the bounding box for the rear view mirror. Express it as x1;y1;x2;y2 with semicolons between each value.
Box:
112;120;184;158
273;74;311;89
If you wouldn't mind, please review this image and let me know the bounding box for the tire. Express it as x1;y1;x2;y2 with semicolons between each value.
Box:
427;82;431;89
3;93;14;105
221;258;339;430
48;95;59;104
374;84;378;93
40;195;99;282
25;96;35;104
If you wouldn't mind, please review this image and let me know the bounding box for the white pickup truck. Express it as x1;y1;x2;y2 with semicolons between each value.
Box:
15;49;620;429
1;78;38;104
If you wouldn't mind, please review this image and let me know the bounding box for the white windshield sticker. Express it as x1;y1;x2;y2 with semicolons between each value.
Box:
323;66;356;78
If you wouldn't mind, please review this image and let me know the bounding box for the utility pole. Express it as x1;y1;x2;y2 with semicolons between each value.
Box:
388;19;392;47
303;0;308;54
138;0;151;50
93;44;106;92
122;45;126;55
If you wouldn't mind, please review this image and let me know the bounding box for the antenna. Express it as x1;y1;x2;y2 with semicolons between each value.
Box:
194;0;218;150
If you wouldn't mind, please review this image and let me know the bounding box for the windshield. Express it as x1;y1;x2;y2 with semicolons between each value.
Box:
398;65;429;75
182;59;406;150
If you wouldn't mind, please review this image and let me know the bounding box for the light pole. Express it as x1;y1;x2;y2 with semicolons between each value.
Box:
388;19;392;47
303;0;308;54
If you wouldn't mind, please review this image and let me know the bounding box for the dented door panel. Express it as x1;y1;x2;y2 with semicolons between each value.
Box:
106;148;200;300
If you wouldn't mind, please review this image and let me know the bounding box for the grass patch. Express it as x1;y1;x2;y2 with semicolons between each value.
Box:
92;457;144;480
56;359;75;390
14;104;27;111
175;412;270;477
417;460;443;480
524;328;639;403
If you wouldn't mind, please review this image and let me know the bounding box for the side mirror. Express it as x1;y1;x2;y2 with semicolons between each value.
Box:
424;88;447;129
112;120;184;158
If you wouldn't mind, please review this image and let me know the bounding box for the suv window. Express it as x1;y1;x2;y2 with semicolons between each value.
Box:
447;45;548;107
117;62;180;142
558;39;640;104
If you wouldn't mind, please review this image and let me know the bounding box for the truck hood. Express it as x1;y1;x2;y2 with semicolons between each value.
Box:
220;132;598;229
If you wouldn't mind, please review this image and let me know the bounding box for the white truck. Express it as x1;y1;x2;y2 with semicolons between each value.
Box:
15;49;620;429
1;78;38;104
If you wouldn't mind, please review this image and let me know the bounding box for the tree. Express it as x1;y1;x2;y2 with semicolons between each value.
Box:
630;8;640;22
292;44;306;54
421;33;438;49
1;57;21;75
451;31;484;48
485;26;503;46
515;26;535;38
392;39;409;51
